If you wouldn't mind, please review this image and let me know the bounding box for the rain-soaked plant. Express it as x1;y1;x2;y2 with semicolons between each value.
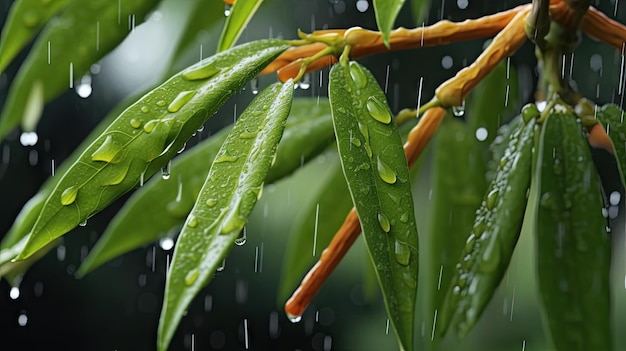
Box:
1;0;625;350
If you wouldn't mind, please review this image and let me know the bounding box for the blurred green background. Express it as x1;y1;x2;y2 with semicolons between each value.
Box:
1;0;626;350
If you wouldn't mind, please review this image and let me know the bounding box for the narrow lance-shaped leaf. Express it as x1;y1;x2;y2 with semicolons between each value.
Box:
595;103;626;188
0;0;161;141
158;80;294;351
438;117;536;338
77;98;335;277
0;0;69;74
373;0;406;47
424;116;485;347
16;40;288;260
217;0;265;52
535;112;611;351
329;61;418;351
278;155;353;303
410;0;431;26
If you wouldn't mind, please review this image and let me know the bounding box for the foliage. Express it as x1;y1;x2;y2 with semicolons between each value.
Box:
1;0;625;350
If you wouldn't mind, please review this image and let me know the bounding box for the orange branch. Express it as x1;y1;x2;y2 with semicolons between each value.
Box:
284;107;446;319
578;6;626;50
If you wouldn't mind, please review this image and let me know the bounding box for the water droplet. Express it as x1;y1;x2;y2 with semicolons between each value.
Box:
91;135;122;163
19;132;38;146
464;233;476;252
130;118;142;128
104;164;130;185
187;216;198;228
452;100;465;117
156;100;166;107
185;269;200;286
215;153;239;163
182;65;220;81
224;3;232;16
234;229;247;246
378;213;391;233
9;287;20;300
17;313;28;327
377;157;397;184
250;78;259;94
349;62;368;89
168;90;196;113
366;97;392;124
299;74;311;90
60;186;78;205
399;212;408;223
140;106;149;113
143;120;158;133
287;313;302;323
22;11;39;27
486;189;499;210
479;238;500;272
79;219;87;227
177;142;187;154
159;237;175;250
206;198;218;207
521;103;539;123
350;137;362;147
364;143;373;157
394;241;410;266
161;160;171;180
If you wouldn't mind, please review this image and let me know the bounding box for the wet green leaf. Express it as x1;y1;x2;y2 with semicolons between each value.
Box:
439;117;535;338
277;155;352;304
0;0;161;141
217;0;265;52
424;116;485;347
77;98;334;277
535;112;611;351
329;61;418;351
0;0;69;74
486;115;523;182
373;0;406;47
15;40;288;260
158;80;294;351
595;104;626;188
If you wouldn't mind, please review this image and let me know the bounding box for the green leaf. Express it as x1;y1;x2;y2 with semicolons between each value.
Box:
535;112;611;351
15;40;288;260
424;116;485;347
77;97;334;277
0;0;161;141
439;117;536;338
409;0;430;25
277;155;352;303
217;0;265;52
595;104;626;188
373;0;406;47
158;80;294;351
0;0;69;74
329;61;418;351
486;115;523;182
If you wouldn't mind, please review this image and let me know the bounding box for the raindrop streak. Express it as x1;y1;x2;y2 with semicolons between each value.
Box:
377;157;397;184
243;319;250;349
366;96;392;124
378;213;391;233
313;203;320;256
168;90;196;113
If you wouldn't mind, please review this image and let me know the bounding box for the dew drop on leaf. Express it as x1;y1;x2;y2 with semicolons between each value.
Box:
60;185;79;206
366;96;392;124
377;213;391;233
168;90;197;113
184;269;200;286
91;135;122;163
182;65;220;81
348;62;367;89
377;157;397;184
394;241;410;266
130;118;142;129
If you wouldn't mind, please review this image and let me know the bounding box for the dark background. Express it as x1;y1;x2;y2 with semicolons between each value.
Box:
1;0;626;350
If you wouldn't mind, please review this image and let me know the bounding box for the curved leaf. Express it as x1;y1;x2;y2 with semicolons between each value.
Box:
424;116;485;347
77;98;334;277
0;0;161;141
0;0;69;74
535;112;611;351
595;104;626;188
158;80;294;351
439;117;536;338
16;40;288;260
373;0;406;47
329;61;418;351
217;0;265;52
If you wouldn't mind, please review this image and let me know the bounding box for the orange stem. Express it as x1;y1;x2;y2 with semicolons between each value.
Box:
284;107;446;319
435;6;530;107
